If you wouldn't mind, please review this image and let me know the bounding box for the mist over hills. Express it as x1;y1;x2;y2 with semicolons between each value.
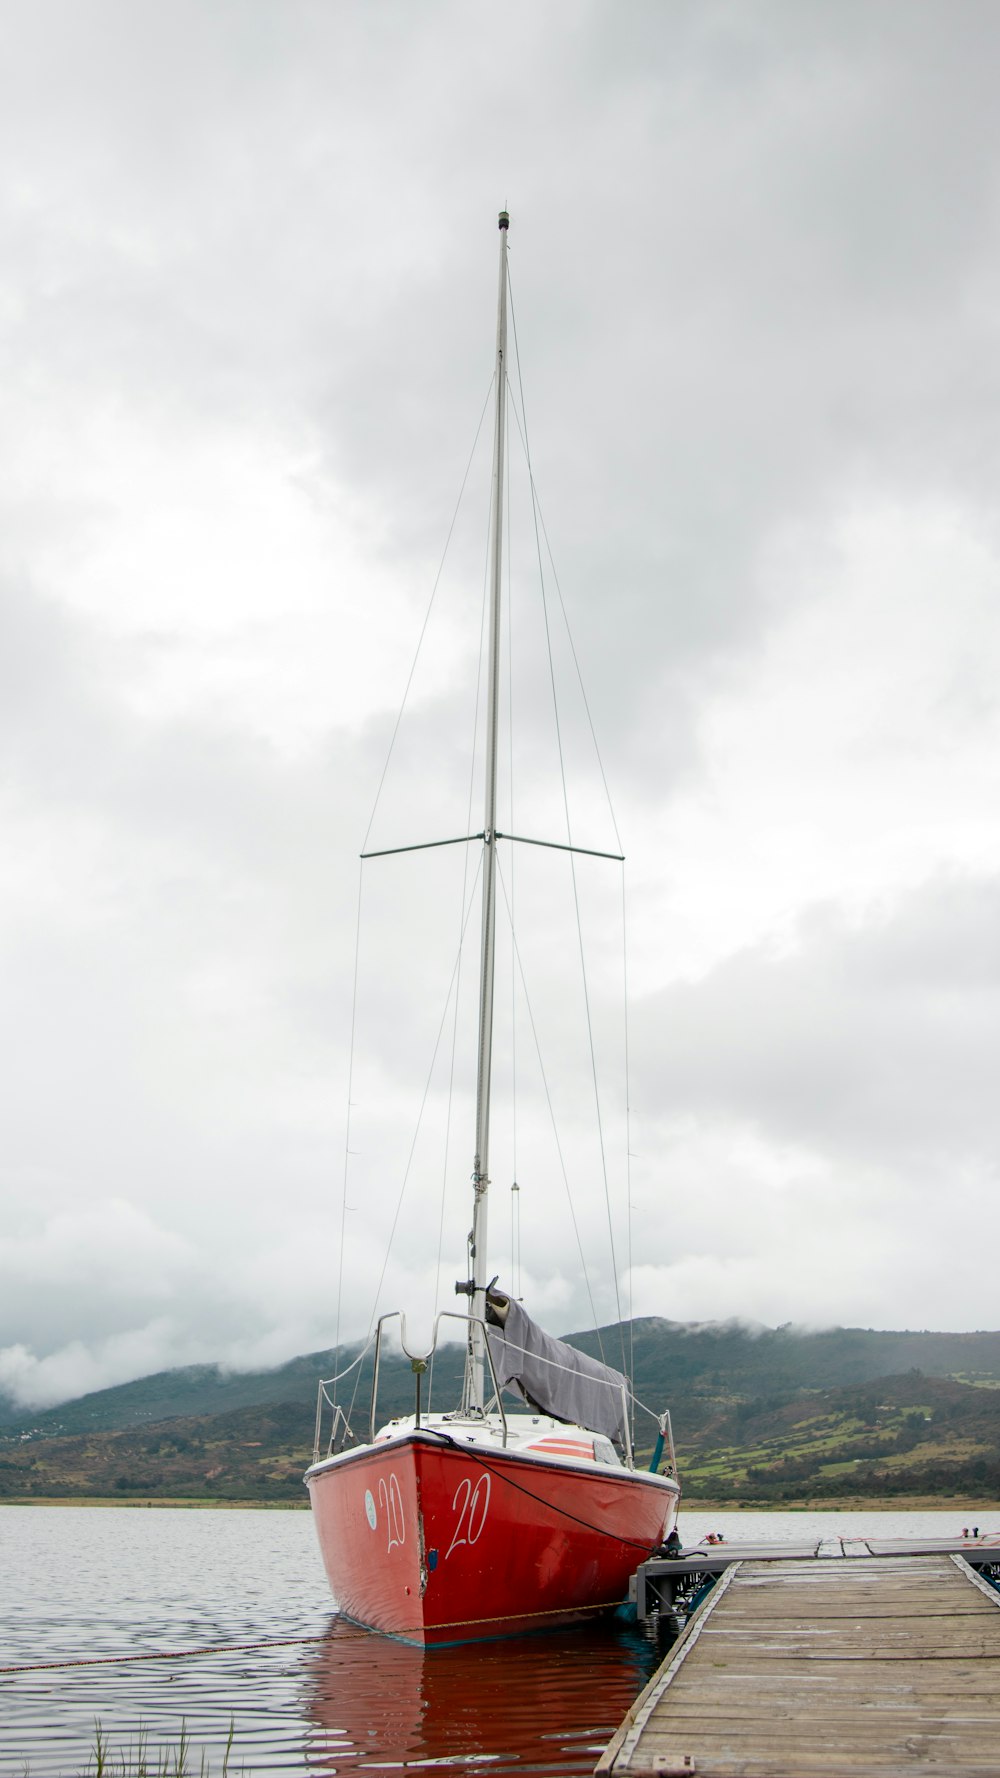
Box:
6;1318;1000;1440
4;1318;1000;1505
572;1321;1000;1439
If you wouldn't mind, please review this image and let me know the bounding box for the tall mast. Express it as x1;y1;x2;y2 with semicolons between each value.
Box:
466;208;509;1411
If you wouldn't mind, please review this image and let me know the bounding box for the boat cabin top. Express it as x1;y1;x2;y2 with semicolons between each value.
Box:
371;1410;624;1467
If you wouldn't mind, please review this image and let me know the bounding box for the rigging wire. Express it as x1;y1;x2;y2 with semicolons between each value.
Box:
622;862;635;1428
501;432;631;1380
494;851;604;1343
319;1331;380;1441
502;329;623;855
534;496;624;856
507;274;627;1377
316;1333;377;1390
430;445;496;1397
361;378;495;855
346;374;493;1405
358;850;485;1361
504;379;522;1299
428;850;480;1406
342;282;635;1412
333;859;365;1407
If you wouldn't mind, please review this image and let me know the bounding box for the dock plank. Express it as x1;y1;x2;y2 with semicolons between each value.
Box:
599;1555;1000;1776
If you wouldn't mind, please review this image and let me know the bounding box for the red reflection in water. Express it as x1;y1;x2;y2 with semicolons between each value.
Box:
301;1615;663;1775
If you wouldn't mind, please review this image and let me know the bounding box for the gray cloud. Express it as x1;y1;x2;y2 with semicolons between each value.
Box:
3;2;1000;1403
632;874;1000;1163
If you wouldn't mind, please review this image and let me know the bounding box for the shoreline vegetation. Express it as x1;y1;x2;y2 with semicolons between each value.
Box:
677;1497;1000;1514
0;1495;310;1508
3;1495;999;1514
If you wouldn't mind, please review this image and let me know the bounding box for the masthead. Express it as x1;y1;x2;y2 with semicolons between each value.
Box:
498;210;509;230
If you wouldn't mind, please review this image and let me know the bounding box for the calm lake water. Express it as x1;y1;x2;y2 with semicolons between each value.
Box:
0;1505;994;1775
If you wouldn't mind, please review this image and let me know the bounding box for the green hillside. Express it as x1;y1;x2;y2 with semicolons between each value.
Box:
8;1320;1000;1439
0;1341;468;1436
3;1319;1000;1505
679;1371;1000;1504
573;1320;1000;1441
0;1400;316;1503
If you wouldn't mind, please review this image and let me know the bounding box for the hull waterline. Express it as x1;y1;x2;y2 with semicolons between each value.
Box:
307;1430;679;1646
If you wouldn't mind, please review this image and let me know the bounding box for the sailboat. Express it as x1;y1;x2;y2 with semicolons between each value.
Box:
305;211;680;1646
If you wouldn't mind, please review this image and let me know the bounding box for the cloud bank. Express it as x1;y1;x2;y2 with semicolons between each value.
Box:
3;2;1000;1407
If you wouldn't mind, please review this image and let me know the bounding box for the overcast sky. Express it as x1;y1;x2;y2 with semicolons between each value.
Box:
3;1;1000;1412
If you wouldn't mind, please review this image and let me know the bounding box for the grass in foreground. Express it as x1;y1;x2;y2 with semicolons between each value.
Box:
75;1720;240;1777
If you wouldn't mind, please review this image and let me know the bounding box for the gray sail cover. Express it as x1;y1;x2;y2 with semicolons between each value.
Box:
487;1298;628;1445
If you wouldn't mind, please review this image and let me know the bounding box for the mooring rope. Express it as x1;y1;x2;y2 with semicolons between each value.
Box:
0;1631;363;1677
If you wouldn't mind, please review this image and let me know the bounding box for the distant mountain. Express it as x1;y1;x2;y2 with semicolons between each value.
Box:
680;1369;1000;1504
0;1350;353;1434
0;1399;316;1504
0;1340;468;1437
4;1318;1000;1444
570;1320;1000;1443
3;1319;1000;1505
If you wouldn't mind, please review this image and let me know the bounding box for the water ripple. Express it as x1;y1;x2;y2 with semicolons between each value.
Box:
2;1504;969;1775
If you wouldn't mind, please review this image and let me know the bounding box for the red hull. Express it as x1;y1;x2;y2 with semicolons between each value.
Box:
307;1431;678;1645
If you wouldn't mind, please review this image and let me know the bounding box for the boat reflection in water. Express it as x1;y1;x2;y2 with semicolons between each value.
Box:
301;1614;669;1775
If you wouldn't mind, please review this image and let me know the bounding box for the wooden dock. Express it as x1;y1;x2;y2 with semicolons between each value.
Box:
632;1534;1000;1620
600;1554;1000;1776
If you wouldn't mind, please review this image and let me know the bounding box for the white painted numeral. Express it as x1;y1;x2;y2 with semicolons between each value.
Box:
378;1472;405;1552
445;1471;491;1559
